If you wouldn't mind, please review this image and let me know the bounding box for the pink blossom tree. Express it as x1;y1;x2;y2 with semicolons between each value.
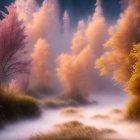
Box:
0;4;30;86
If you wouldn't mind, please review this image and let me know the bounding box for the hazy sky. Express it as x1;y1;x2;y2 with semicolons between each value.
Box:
0;0;121;26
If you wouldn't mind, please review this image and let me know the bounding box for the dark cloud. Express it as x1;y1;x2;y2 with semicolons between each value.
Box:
0;0;121;26
59;0;121;26
0;0;15;19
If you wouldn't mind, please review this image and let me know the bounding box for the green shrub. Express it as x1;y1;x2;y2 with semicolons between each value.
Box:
0;88;40;125
16;95;40;117
44;99;68;108
44;98;78;109
124;96;140;121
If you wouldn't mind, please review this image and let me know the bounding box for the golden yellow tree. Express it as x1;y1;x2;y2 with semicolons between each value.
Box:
125;43;140;121
127;43;140;96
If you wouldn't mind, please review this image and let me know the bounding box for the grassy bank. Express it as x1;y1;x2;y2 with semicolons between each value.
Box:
30;120;116;140
0;88;40;127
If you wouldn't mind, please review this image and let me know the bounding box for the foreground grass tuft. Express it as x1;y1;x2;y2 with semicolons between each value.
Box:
124;96;140;121
61;107;83;114
92;114;110;119
30;120;116;140
60;107;83;117
0;88;40;126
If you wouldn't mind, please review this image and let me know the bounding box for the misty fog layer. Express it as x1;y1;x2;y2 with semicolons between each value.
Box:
14;0;123;96
0;0;140;140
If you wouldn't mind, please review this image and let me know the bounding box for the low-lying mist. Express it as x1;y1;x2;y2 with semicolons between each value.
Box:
14;0;122;98
0;0;140;139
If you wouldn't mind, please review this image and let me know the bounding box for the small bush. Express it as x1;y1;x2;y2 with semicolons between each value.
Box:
58;90;89;105
109;108;122;114
0;88;40;126
61;107;82;114
124;96;140;121
92;114;110;119
61;107;83;117
44;99;78;109
30;120;115;140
